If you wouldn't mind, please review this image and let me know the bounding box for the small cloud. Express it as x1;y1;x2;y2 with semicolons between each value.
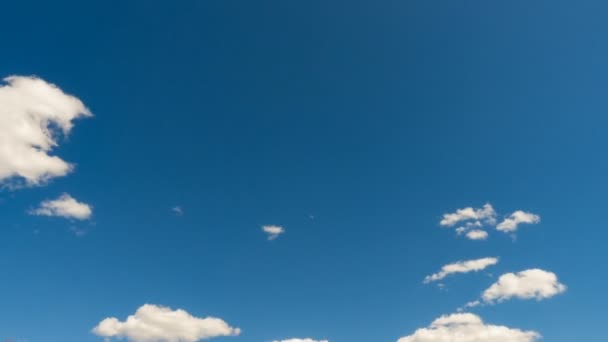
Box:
463;300;481;309
465;230;488;240
481;269;566;304
496;210;540;233
172;206;184;216
424;257;498;283
92;304;240;342
30;193;92;220
262;225;285;240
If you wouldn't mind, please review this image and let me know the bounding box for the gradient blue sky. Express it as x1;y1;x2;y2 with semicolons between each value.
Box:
1;1;607;341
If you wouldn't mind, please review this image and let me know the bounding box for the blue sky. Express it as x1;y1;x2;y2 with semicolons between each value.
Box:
0;1;607;341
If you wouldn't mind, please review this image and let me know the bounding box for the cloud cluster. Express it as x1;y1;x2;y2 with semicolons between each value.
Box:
441;204;541;239
482;269;566;303
427;204;563;340
441;204;496;240
30;193;92;220
496;211;541;233
440;203;496;227
262;225;285;240
465;230;488;240
424;257;498;283
92;304;240;342
396;313;540;342
0;76;91;186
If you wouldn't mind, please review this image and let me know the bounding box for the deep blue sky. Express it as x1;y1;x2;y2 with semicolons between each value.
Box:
1;1;607;341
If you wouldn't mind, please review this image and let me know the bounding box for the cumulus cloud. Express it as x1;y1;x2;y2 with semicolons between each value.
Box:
496;211;540;233
482;269;566;303
30;193;92;220
424;257;498;283
465;230;488;240
397;313;540;342
92;304;240;342
273;339;328;342
440;203;496;227
0;75;91;186
262;225;285;240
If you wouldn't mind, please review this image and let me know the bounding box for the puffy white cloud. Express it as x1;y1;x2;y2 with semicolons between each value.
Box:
262;225;285;240
496;211;540;233
465;230;488;240
0;75;91;186
424;257;498;283
92;304;240;342
397;313;540;342
30;193;92;220
482;269;566;303
273;339;328;342
440;204;496;227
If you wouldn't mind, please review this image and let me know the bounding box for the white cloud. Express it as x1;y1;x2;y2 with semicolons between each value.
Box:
496;210;540;233
30;193;92;220
465;230;488;240
0;76;91;186
462;300;481;309
273;339;328;342
440;203;496;227
482;269;566;303
92;304;240;342
424;257;498;283
397;313;540;342
441;205;541;238
262;225;285;240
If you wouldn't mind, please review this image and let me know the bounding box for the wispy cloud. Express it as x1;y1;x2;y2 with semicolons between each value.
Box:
172;206;184;216
424;257;498;283
262;225;285;240
70;226;89;237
